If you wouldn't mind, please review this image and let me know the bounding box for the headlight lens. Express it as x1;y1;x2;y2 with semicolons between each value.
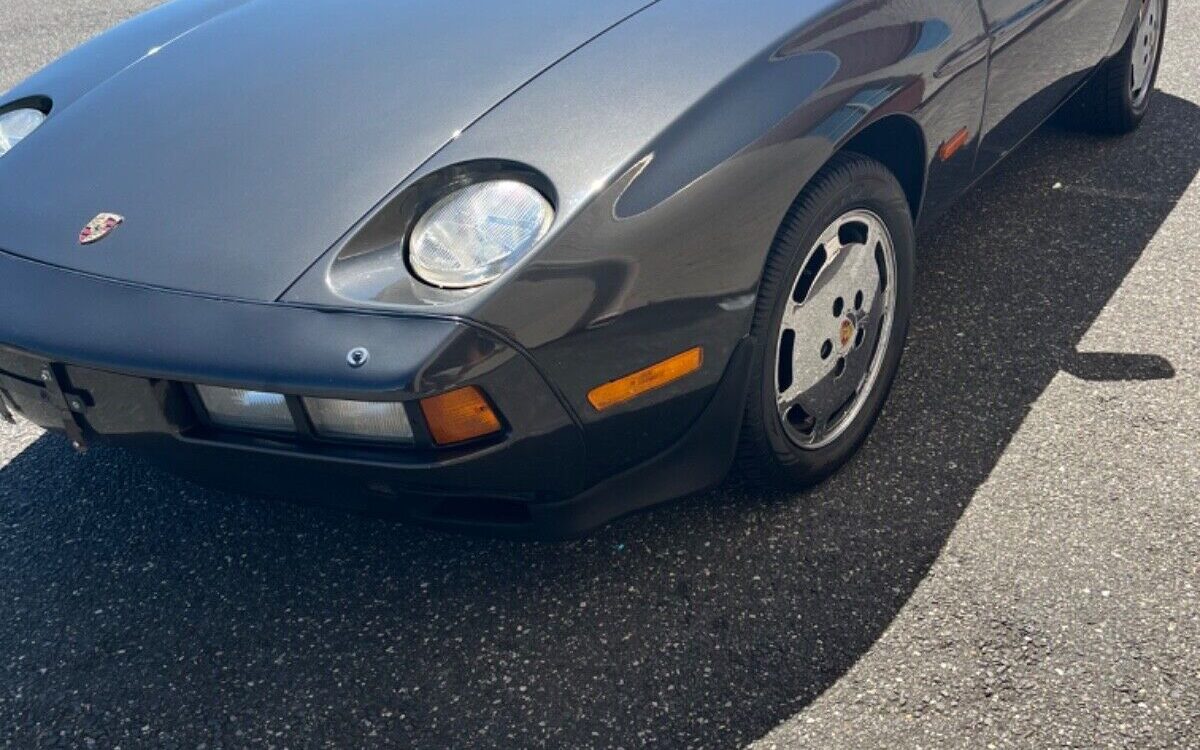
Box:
408;180;553;289
0;108;47;158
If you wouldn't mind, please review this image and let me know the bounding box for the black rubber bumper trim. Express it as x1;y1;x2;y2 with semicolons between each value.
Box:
0;249;550;402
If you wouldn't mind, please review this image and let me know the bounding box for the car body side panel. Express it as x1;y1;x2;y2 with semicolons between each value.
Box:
975;0;1134;172
285;0;993;480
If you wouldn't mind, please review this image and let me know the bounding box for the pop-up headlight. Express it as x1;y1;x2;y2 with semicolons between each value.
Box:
408;180;554;289
0;108;47;158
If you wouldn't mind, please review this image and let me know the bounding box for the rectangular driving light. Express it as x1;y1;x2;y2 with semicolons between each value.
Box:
195;386;295;433
587;347;704;411
302;398;414;443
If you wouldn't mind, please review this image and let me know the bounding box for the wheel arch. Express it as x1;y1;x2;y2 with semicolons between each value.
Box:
837;113;929;224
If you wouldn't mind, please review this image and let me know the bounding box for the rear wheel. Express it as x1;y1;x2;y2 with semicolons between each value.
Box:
737;152;914;488
1064;0;1166;135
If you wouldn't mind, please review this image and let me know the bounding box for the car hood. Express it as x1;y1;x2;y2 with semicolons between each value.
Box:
0;0;653;300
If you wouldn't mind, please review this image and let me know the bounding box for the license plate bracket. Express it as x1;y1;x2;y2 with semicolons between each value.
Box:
0;362;90;452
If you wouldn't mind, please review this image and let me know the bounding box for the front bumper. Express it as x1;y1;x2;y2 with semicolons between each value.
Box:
0;251;750;538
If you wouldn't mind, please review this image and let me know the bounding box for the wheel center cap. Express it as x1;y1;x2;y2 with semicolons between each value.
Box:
838;318;856;351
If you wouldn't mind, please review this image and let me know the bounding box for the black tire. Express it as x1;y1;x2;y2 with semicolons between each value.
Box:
736;152;915;489
1062;0;1167;135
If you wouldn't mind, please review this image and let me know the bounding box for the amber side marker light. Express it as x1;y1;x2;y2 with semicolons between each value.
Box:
938;127;972;162
588;347;704;412
420;386;503;446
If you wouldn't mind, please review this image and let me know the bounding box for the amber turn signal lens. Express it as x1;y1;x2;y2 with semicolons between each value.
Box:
937;127;971;162
587;347;704;412
419;386;503;446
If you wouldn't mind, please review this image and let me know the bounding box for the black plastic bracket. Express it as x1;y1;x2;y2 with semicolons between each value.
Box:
37;365;89;452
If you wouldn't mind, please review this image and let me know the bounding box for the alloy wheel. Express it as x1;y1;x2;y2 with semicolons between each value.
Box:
774;209;897;449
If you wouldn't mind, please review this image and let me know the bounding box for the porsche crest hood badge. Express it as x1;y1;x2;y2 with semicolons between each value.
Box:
79;213;124;245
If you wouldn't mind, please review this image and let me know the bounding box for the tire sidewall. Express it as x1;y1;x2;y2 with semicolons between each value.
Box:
750;161;915;484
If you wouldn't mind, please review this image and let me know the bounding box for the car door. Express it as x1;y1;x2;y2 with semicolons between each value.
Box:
975;0;1130;173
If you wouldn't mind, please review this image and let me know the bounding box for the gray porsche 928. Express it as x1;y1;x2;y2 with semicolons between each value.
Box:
0;0;1167;537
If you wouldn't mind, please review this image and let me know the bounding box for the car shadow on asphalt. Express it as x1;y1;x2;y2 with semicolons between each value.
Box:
1;93;1197;748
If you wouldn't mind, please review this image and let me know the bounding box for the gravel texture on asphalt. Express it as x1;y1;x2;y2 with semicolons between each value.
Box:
3;3;1199;749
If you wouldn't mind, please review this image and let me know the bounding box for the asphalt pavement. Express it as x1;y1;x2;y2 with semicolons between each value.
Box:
3;3;1199;748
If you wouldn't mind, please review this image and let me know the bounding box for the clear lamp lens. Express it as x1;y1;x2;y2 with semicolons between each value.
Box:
303;398;414;443
408;180;553;289
0;108;46;157
196;386;295;433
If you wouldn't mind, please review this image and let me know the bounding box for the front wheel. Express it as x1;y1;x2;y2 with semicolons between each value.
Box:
736;152;915;489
